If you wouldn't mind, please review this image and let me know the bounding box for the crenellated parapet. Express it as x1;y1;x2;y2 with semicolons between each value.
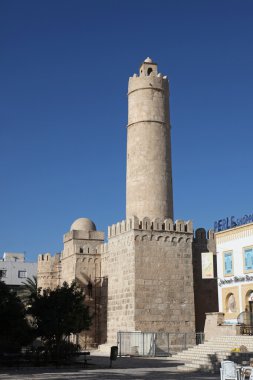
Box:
37;252;61;290
108;216;193;238
96;243;109;254
38;252;61;271
194;228;215;243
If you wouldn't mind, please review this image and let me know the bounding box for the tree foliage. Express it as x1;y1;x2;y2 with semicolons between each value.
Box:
22;275;37;295
30;282;91;348
21;275;38;305
0;281;34;353
0;280;91;358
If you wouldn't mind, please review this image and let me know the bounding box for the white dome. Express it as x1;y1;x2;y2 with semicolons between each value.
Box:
144;57;153;63
70;218;96;232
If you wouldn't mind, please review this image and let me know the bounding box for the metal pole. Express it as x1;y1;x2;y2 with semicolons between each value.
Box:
94;264;97;344
119;332;121;357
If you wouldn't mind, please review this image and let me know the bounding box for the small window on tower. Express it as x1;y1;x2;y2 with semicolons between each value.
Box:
80;248;83;253
147;68;153;76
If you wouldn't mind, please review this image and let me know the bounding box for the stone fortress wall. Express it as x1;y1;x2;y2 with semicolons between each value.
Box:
192;228;218;332
100;216;195;344
38;253;61;290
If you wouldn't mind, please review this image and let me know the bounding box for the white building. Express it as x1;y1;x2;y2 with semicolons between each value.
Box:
216;222;253;324
0;252;37;289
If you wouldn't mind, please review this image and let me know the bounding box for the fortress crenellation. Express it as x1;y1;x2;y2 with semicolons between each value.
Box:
108;217;193;238
37;252;61;289
38;252;61;267
194;227;215;243
128;75;169;97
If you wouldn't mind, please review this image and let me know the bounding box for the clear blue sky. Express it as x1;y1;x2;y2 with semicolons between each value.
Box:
1;0;252;261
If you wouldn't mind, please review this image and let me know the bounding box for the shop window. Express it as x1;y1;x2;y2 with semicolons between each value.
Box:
244;247;253;272
223;251;233;276
18;270;27;278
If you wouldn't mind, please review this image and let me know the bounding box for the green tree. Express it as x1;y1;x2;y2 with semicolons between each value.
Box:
30;282;91;356
0;281;34;353
22;275;37;295
21;275;38;305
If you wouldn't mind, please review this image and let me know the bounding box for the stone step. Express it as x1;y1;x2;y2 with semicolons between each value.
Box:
177;363;219;373
170;336;253;372
174;353;228;360
175;359;224;365
173;345;253;353
181;350;253;356
174;350;228;357
175;352;253;361
177;365;198;372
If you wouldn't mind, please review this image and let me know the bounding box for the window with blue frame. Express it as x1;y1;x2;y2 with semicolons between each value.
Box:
244;247;253;272
224;251;233;276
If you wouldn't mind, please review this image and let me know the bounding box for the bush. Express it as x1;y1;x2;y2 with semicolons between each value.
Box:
0;281;34;354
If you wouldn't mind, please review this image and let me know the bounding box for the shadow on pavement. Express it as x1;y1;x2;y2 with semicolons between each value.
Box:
0;355;221;380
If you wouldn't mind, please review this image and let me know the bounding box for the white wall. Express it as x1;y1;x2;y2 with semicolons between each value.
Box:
216;223;253;321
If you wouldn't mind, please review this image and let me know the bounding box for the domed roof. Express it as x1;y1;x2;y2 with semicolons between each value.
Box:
70;218;96;232
144;57;153;63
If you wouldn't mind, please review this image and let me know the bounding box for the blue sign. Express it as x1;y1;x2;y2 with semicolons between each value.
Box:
214;214;253;232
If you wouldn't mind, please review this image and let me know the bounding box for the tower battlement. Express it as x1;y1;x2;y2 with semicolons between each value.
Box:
38;252;60;264
107;216;193;238
194;228;215;243
128;75;169;97
37;252;61;289
38;252;61;271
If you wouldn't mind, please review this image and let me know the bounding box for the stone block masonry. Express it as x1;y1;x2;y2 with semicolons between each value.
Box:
100;216;195;344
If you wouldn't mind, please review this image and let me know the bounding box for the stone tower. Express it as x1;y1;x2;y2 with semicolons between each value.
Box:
37;58;196;348
126;57;173;220
100;58;195;344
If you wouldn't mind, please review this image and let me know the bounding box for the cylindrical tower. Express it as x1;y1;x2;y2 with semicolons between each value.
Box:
126;58;173;220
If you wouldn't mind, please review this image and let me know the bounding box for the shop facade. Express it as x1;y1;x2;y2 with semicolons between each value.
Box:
216;222;253;324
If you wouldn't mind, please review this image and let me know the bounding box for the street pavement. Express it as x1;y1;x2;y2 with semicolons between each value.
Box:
0;354;221;380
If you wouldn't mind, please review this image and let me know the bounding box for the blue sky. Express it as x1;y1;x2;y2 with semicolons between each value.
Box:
0;0;252;261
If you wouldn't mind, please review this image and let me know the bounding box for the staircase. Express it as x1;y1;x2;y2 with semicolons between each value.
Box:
169;336;253;372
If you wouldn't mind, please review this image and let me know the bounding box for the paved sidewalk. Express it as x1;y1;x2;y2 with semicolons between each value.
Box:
0;355;220;380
